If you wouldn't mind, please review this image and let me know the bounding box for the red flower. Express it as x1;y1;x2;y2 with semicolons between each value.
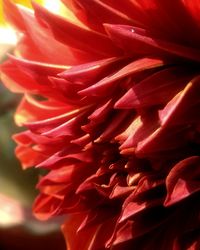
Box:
1;0;200;249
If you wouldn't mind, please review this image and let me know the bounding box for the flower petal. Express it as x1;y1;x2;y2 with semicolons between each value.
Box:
164;156;200;206
79;57;164;96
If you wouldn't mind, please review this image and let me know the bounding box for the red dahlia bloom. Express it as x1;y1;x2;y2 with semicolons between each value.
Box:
1;1;200;249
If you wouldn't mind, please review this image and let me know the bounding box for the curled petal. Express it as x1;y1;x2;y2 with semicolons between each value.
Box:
165;156;200;206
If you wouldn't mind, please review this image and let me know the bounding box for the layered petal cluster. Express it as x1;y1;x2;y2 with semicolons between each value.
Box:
1;1;200;249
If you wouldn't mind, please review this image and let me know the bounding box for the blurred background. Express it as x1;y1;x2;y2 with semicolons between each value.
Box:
0;1;66;249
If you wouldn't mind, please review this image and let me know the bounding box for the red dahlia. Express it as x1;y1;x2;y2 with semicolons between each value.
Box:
1;1;200;249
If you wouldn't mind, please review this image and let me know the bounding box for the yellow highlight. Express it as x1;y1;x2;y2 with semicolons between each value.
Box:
0;0;46;25
0;0;84;28
44;0;85;27
0;0;85;52
44;0;61;13
0;194;24;226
